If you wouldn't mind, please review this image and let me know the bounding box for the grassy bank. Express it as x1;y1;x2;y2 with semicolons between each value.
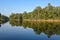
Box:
23;19;60;22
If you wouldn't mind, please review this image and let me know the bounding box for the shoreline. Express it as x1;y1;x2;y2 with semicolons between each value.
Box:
23;19;60;22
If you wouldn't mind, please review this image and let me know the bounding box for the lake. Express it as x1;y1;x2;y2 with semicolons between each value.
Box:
0;21;60;40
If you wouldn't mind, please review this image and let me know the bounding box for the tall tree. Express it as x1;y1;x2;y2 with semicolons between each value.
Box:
33;6;42;19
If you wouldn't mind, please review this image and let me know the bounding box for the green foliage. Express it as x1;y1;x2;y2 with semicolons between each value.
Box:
10;3;60;20
0;14;9;24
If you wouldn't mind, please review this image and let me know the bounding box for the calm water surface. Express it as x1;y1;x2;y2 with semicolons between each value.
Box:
0;21;60;40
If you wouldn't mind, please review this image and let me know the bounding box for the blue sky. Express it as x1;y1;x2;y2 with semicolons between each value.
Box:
0;0;60;16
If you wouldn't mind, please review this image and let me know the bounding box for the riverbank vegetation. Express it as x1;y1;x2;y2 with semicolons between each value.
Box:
0;13;9;24
1;3;60;22
10;3;60;21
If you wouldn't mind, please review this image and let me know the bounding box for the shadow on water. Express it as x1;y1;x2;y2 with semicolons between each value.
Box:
9;20;60;38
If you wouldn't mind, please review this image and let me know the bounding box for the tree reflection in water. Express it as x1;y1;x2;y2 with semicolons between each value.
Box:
0;19;8;27
0;24;1;27
10;20;60;38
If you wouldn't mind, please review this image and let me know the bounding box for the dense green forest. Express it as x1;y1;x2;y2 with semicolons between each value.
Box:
10;3;60;20
1;3;60;21
0;13;9;24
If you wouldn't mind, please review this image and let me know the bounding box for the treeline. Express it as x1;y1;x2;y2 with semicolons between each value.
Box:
1;3;60;20
0;13;8;19
10;3;60;20
0;13;9;24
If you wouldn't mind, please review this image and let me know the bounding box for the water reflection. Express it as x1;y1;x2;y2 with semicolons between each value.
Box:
0;19;8;27
10;19;22;26
0;24;1;27
10;20;60;38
